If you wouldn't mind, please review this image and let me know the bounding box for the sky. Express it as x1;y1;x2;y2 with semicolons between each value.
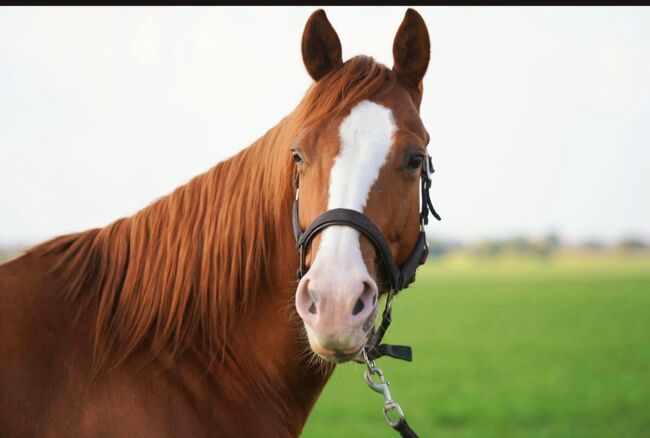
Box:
1;7;649;246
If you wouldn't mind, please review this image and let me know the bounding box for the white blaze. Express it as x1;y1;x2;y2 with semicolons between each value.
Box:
308;100;395;290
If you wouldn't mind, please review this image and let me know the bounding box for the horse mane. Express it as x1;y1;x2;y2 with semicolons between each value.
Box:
29;55;396;371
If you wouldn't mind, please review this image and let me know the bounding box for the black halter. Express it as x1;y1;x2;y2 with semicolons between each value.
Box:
292;155;441;362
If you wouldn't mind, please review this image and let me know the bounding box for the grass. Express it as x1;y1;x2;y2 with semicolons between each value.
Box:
301;252;650;437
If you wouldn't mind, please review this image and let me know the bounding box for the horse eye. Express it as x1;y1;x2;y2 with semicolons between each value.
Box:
291;149;304;165
406;154;424;170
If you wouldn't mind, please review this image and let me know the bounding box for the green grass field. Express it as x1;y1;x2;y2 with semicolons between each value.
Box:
301;253;650;437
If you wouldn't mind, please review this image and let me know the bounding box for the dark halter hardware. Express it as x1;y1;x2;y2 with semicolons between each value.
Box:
292;155;441;363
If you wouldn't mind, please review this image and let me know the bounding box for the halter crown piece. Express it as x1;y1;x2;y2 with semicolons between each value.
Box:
292;154;440;438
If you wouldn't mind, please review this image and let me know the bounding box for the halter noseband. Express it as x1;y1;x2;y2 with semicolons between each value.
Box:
292;154;441;361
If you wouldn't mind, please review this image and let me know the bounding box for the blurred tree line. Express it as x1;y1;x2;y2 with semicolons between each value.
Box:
427;233;650;260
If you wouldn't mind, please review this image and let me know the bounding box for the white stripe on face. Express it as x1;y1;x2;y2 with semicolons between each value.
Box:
308;100;396;284
329;100;396;211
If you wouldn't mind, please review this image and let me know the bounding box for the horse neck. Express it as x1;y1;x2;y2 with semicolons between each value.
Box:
213;235;333;435
198;118;335;433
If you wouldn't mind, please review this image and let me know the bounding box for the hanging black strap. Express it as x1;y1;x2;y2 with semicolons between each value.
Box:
366;344;412;362
420;155;441;225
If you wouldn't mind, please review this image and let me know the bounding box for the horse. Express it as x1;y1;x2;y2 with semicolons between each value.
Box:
0;9;433;437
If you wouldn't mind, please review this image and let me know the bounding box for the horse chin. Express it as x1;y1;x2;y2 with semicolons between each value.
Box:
315;346;364;364
306;335;367;364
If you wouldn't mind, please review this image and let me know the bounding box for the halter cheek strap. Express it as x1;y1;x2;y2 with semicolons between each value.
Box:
292;155;440;361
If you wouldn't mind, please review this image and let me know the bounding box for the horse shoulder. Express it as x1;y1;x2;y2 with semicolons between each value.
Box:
0;252;84;434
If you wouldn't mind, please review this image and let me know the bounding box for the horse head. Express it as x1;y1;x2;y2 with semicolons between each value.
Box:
293;9;432;363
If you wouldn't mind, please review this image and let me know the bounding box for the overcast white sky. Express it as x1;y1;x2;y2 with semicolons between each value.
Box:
1;7;649;246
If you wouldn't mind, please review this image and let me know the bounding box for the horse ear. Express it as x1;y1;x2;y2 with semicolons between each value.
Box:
392;8;430;92
302;9;343;81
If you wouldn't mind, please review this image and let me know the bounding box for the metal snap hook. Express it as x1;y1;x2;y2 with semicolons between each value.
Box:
364;365;388;396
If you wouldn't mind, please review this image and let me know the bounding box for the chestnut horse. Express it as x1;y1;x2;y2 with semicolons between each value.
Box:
0;9;432;437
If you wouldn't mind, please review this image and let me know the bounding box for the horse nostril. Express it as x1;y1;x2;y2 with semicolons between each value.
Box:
351;297;365;316
372;294;377;305
308;302;317;314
